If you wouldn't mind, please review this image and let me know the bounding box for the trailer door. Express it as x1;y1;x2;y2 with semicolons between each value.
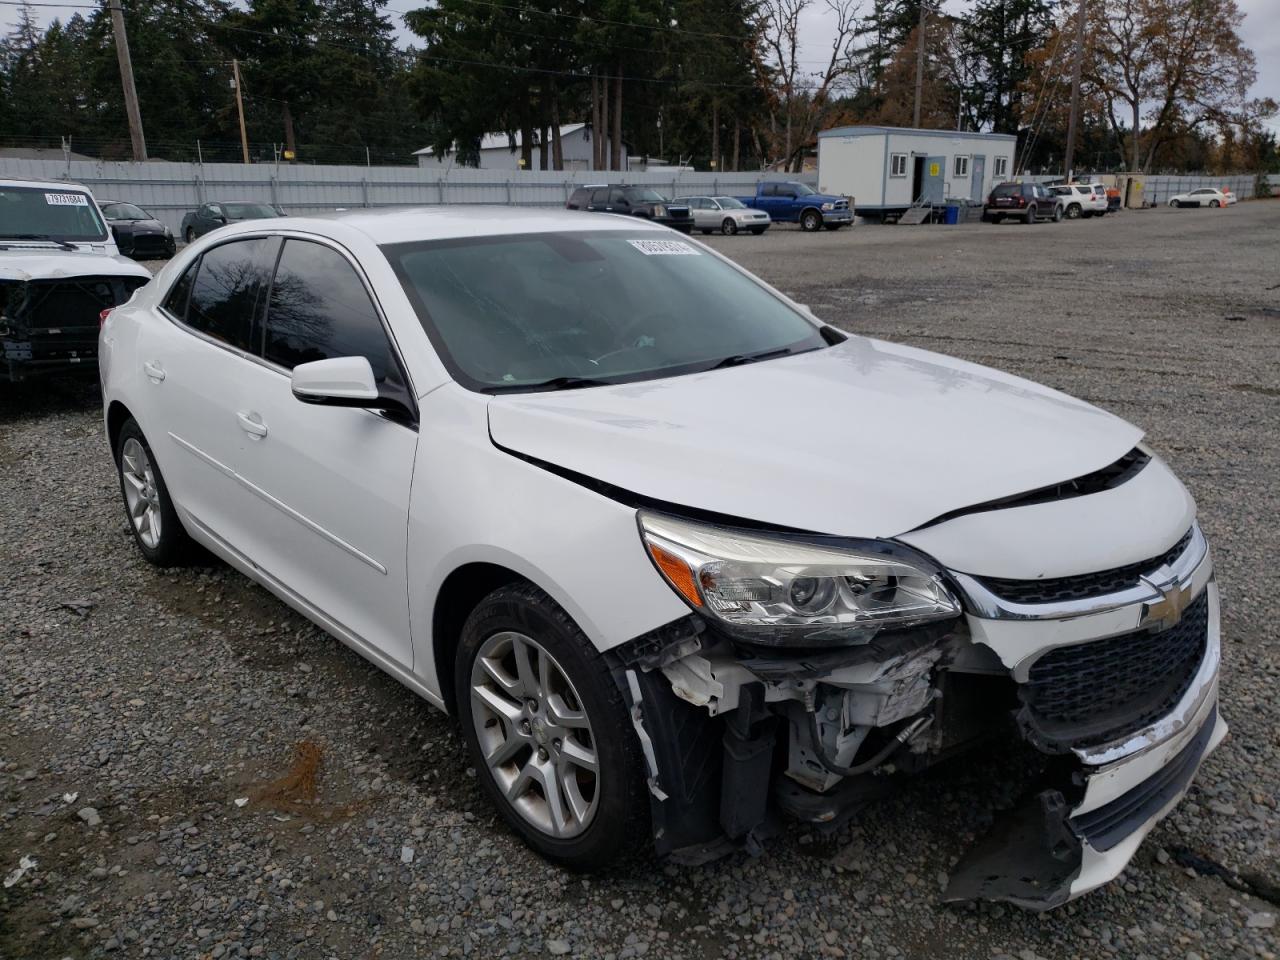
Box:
923;156;945;203
970;155;986;201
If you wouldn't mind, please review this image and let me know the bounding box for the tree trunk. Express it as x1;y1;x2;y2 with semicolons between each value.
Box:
282;102;297;159
550;80;564;171
591;75;601;169
731;116;740;172
520;116;534;170
1131;99;1141;172
599;74;610;171
539;123;548;171
711;100;719;170
611;63;622;171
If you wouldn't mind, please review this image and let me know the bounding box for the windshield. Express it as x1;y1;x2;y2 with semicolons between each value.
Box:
0;185;108;241
625;188;668;203
715;197;747;209
103;202;149;220
224;203;280;219
382;231;826;392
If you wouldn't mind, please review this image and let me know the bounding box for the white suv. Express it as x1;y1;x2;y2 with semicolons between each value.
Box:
1051;183;1109;219
100;208;1225;910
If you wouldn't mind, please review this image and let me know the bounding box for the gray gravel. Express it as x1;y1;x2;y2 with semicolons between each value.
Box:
2;202;1278;959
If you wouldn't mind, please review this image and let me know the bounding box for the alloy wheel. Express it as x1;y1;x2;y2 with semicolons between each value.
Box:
721;218;738;235
469;630;599;839
120;437;163;549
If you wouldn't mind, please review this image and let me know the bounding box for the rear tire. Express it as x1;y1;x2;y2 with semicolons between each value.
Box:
1024;205;1037;224
800;209;822;232
1210;199;1220;208
1066;203;1081;219
721;218;738;236
1051;205;1063;223
114;419;194;567
455;583;649;870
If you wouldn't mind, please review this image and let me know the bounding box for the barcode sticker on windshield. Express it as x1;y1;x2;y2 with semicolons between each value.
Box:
628;239;700;256
44;192;88;206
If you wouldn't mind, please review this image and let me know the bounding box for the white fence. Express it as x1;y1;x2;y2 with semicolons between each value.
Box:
0;157;818;235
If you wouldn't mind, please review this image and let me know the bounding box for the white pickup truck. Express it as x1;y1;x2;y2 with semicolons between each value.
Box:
2;178;152;383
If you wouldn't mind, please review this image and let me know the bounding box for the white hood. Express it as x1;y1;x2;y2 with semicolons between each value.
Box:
0;247;152;283
487;336;1143;538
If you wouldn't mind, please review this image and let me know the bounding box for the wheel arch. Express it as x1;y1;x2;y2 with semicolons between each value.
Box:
800;205;824;224
431;561;526;715
106;399;135;461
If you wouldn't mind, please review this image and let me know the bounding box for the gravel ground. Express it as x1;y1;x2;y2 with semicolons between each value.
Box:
1;202;1277;960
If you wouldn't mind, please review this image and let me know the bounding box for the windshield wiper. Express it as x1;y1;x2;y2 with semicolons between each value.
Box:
485;375;614;394
2;234;78;252
704;346;798;370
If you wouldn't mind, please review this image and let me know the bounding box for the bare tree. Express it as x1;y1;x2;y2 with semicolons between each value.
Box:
756;0;862;171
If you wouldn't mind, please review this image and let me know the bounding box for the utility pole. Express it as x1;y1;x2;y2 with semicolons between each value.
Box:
109;1;146;161
232;59;250;164
1062;0;1088;181
912;1;927;128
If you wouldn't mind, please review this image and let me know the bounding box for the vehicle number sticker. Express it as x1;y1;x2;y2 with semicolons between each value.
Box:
44;192;88;206
628;239;700;256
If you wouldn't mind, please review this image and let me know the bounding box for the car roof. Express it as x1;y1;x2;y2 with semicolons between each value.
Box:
210;205;674;245
1;177;96;193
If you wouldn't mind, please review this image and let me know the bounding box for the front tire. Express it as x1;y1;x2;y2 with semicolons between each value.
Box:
184;227;197;243
455;583;648;870
1051;205;1063;223
115;419;193;567
1170;200;1181;208
721;218;738;236
800;209;822;232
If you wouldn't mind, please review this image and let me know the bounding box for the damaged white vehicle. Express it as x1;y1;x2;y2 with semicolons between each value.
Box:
99;208;1225;909
2;178;152;382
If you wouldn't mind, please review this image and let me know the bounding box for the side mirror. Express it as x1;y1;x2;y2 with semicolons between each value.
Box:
291;356;379;406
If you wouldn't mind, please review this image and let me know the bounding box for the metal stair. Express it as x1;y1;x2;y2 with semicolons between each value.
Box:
897;203;933;225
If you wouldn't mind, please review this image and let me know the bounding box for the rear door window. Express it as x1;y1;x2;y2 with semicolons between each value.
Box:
590;188;609;205
164;261;197;318
185;238;273;351
263;238;402;387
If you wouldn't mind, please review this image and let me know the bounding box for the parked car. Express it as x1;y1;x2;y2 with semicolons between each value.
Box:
734;181;852;232
1;178;151;383
1168;188;1236;208
180;201;285;243
682;196;771;235
983;182;1064;223
1050;183;1108;219
565;185;693;233
100;200;176;259
101;207;1225;910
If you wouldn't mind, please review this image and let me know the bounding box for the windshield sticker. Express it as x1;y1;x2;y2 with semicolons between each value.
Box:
44;192;88;206
628;239;700;256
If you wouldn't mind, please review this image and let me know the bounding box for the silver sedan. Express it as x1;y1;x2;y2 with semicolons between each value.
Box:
683;196;771;236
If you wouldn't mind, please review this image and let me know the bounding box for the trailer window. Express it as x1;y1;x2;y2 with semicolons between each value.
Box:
953;156;970;178
994;156;1009;177
890;154;908;177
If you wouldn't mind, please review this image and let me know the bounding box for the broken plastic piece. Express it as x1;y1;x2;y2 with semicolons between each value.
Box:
3;855;37;889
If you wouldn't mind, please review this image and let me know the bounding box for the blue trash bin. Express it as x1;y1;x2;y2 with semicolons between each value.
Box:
943;204;961;225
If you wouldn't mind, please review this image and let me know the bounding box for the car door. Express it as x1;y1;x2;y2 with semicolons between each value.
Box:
689;198;712;229
584;188;610;212
228;236;418;669
135;235;278;556
755;183;779;216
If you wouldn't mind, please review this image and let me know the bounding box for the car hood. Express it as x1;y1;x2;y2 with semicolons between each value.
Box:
113;219;166;232
0;247;153;282
487;337;1143;538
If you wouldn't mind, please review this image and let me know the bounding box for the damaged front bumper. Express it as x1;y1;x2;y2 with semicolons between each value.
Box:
612;523;1226;909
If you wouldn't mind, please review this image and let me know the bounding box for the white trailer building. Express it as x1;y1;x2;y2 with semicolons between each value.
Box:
817;126;1017;218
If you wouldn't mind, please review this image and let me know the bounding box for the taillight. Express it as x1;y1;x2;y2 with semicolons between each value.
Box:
99;308;114;328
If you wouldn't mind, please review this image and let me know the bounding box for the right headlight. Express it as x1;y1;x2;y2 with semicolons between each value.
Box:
638;511;961;648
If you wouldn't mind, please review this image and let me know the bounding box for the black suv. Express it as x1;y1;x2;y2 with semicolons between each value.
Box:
983;182;1064;224
565;185;694;233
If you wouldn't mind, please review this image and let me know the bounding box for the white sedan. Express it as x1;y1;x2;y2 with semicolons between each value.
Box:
1168;187;1236;208
100;207;1224;908
682;195;771;235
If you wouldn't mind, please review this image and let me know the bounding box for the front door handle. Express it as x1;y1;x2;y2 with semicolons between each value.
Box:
236;410;268;438
143;360;165;382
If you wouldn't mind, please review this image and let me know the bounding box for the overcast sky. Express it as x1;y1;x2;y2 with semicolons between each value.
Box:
4;0;1277;133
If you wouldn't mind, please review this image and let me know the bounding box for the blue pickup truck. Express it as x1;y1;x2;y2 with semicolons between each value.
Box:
735;181;853;232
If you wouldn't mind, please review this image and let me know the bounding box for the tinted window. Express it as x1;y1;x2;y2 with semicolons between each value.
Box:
186;239;270;350
590;188;609;205
609;188;627;206
224;203;279;219
568;188;589;207
164;260;197;317
991;184;1019;197
264;239;399;385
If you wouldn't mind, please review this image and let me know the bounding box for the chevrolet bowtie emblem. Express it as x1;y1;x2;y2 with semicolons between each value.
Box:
1140;570;1193;631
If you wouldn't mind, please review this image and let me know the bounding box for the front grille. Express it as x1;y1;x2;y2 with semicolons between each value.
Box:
979;527;1194;605
128;234;170;256
1020;588;1209;751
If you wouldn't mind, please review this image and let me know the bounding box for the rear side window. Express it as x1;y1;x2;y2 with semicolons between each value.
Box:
185;238;271;351
264;239;401;386
568;188;589;208
164;261;197;318
590;188;609;205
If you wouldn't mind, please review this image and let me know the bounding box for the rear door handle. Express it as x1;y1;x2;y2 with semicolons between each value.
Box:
236;410;268;438
143;360;165;382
